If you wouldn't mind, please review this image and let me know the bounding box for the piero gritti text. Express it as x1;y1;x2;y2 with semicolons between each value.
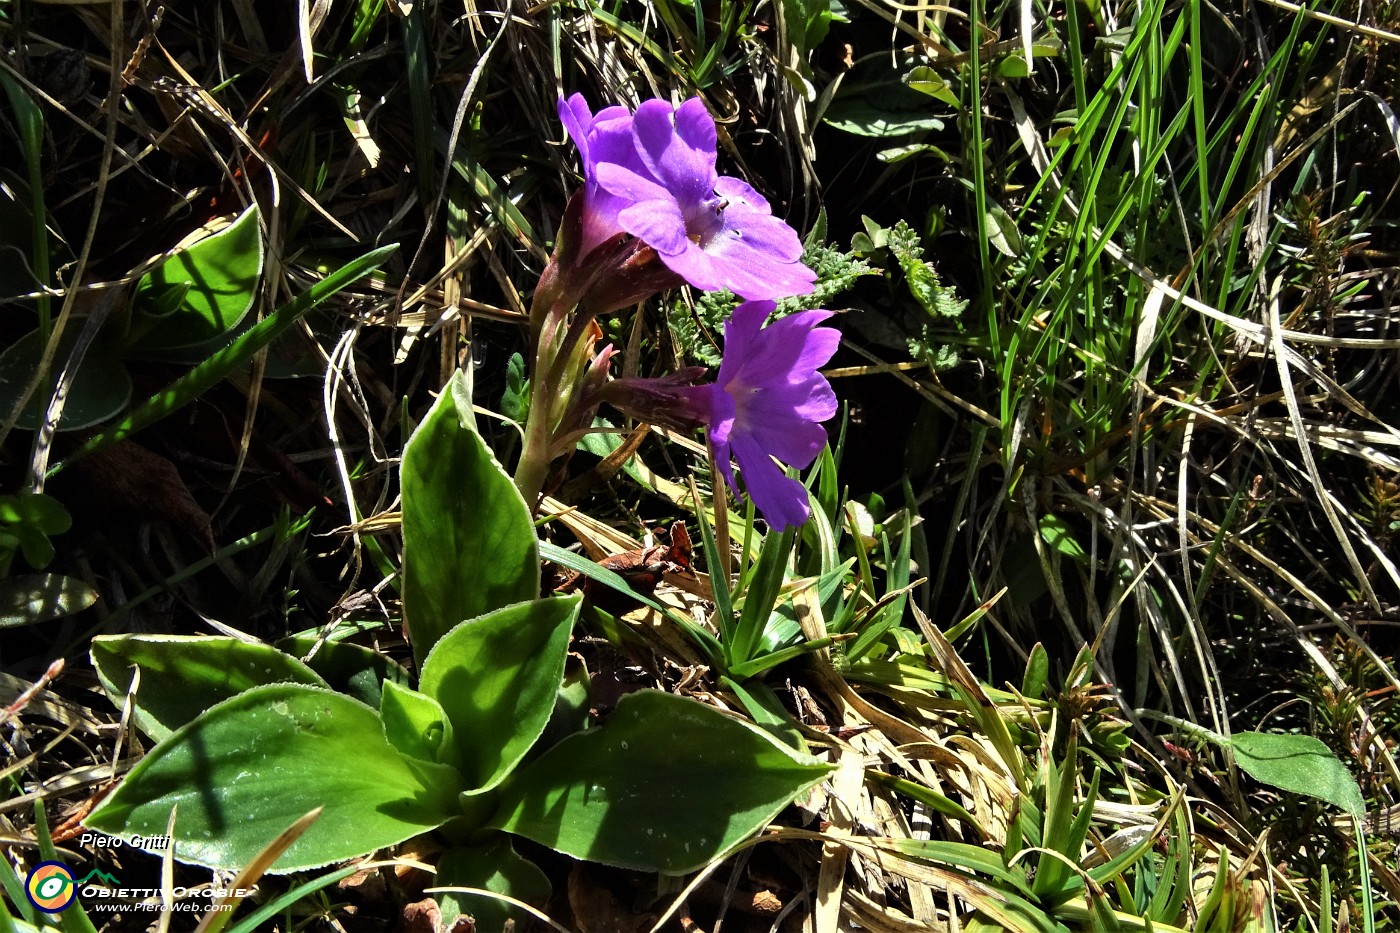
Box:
77;832;171;850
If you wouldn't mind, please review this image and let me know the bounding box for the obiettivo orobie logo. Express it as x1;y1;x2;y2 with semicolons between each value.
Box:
24;863;121;913
25;861;76;913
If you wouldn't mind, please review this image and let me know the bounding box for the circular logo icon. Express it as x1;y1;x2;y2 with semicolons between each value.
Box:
25;861;76;913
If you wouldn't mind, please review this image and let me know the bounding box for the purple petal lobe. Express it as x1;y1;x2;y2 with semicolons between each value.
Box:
632;99;716;205
700;300;839;529
729;433;812;531
618;200;691;257
559;94;593;161
595;162;673;203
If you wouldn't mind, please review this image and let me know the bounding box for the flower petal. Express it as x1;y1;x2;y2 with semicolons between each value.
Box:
713;176;772;214
715;301;776;384
655;241;727;293
733;389;832;467
595;162;674;203
632;99;717;205
721;310;836;389
705;381;737;448
729;431;812;530
751;310;841;374
698;214;815;299
713;209;807;263
558;94;594;162
618;200;691;257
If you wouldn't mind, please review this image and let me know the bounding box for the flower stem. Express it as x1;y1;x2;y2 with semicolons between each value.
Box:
513;298;602;510
513;300;567;509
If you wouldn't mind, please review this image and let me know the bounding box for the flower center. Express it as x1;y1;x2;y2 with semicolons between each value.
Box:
685;191;730;246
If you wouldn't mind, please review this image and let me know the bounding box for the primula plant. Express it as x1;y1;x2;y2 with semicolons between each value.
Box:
86;375;833;929
84;93;843;928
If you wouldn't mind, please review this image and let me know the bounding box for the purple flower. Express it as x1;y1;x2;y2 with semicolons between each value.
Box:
702;300;839;530
595;301;839;528
575;97;816;301
557;94;650;260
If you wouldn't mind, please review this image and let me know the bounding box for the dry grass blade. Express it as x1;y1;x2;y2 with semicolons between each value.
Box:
1265;277;1382;612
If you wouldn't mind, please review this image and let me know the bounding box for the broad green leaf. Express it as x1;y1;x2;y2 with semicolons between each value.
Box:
533;658;593;756
380;680;454;764
491;690;833;873
419;596;579;790
0;492;71;572
91;634;327;742
1230;731;1365;818
435;837;551;932
578;416;646;484
277;634;412;709
401;371;539;664
992;54;1031;78
0;327;132;431
781;0;834;52
0;573;98;627
127;204;265;353
87;684;464;871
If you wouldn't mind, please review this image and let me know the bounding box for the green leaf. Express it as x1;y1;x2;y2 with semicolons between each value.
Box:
905;66;960;107
491;690;833;873
731;525;798;666
276;635;412;709
1038;514;1088;564
781;0;834;51
127;204;264;353
1229;731;1365;818
534;658;593;756
0;492;70;532
435;838;551;933
419;596;579;791
401;371;540;664
15;526;54;569
380;680;454;765
578;417;645;484
984;198;1023;258
823;99;945;137
0;328;132;432
538;541;723;661
876;143;952;164
0;169;57;300
0;573;98;627
992;54;1031;78
1021;643;1049;699
91;634;328;742
86;684;465;871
